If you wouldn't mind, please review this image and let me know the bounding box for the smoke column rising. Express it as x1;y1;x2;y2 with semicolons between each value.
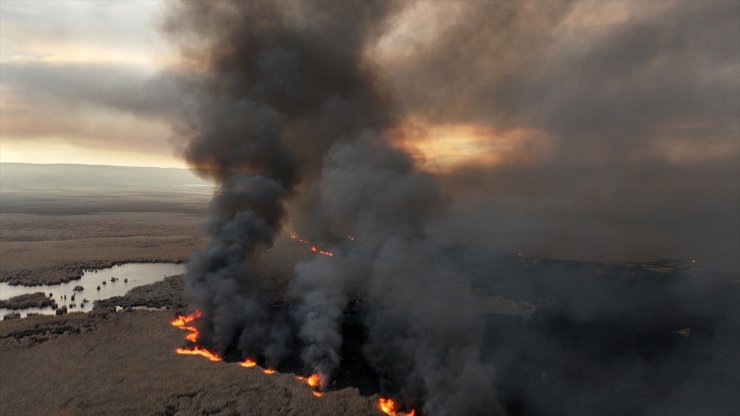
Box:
166;0;500;414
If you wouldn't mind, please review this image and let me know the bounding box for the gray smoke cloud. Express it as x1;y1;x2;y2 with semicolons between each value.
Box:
163;1;739;415
5;1;735;269
166;0;501;413
311;136;500;414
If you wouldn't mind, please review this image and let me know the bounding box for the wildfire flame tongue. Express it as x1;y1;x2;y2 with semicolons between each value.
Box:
171;310;222;362
171;310;202;343
171;309;201;328
290;232;335;257
175;346;222;362
296;373;323;397
240;358;257;368
377;398;416;416
170;312;332;400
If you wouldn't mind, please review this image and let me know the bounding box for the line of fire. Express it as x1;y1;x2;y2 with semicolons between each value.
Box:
171;232;416;416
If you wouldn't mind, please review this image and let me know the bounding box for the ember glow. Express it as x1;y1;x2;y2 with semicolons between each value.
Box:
296;374;323;397
171;310;222;362
171;310;202;343
170;311;423;410
289;233;310;244
174;346;222;362
377;397;416;416
240;358;257;368
296;373;321;387
170;309;201;328
290;232;335;257
171;311;340;402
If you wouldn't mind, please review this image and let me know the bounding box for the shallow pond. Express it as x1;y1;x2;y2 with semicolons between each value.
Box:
0;262;186;318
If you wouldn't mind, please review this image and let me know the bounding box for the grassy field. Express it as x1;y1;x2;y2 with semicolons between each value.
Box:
0;163;210;285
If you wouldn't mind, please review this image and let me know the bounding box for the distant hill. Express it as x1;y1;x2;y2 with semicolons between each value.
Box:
0;163;213;191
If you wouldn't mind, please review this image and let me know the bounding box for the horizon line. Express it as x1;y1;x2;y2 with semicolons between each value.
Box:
0;161;193;170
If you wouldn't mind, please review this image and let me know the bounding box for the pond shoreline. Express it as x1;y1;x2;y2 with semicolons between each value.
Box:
0;258;186;287
0;262;188;319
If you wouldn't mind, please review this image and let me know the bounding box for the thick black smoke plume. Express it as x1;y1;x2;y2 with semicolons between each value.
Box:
164;1;739;415
166;0;498;414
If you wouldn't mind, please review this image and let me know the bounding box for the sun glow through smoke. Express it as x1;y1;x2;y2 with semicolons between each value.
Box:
392;119;550;172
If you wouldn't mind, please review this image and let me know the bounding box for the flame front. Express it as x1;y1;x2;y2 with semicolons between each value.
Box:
171;310;222;362
240;358;257;368
291;232;335;257
175;346;222;362
377;397;416;416
296;373;323;397
172;311;336;401
171;310;202;344
306;374;320;387
171;309;201;328
290;233;310;244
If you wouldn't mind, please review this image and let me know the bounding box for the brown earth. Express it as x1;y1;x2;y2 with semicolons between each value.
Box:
0;292;56;309
93;275;188;310
0;212;205;285
0;166;379;415
0;267;381;416
0;310;380;416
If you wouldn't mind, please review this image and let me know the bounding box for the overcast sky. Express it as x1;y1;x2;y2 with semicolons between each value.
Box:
0;1;738;269
0;0;178;167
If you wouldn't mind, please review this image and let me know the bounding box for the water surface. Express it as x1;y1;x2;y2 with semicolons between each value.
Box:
0;262;186;318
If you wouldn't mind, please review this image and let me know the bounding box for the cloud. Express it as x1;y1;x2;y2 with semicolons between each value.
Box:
371;0;740;270
0;0;737;269
0;0;180;167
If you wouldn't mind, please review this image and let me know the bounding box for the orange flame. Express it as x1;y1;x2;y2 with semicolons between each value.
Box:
296;373;323;397
171;309;202;328
377;397;415;416
296;373;321;387
307;374;321;387
171;310;222;362
240;358;257;368
291;232;335;257
175;346;222;362
290;233;311;244
172;311;202;343
171;309;337;401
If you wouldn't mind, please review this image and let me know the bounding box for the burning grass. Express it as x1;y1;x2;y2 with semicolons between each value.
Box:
290;232;335;257
171;310;417;414
377;397;416;416
296;373;323;397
